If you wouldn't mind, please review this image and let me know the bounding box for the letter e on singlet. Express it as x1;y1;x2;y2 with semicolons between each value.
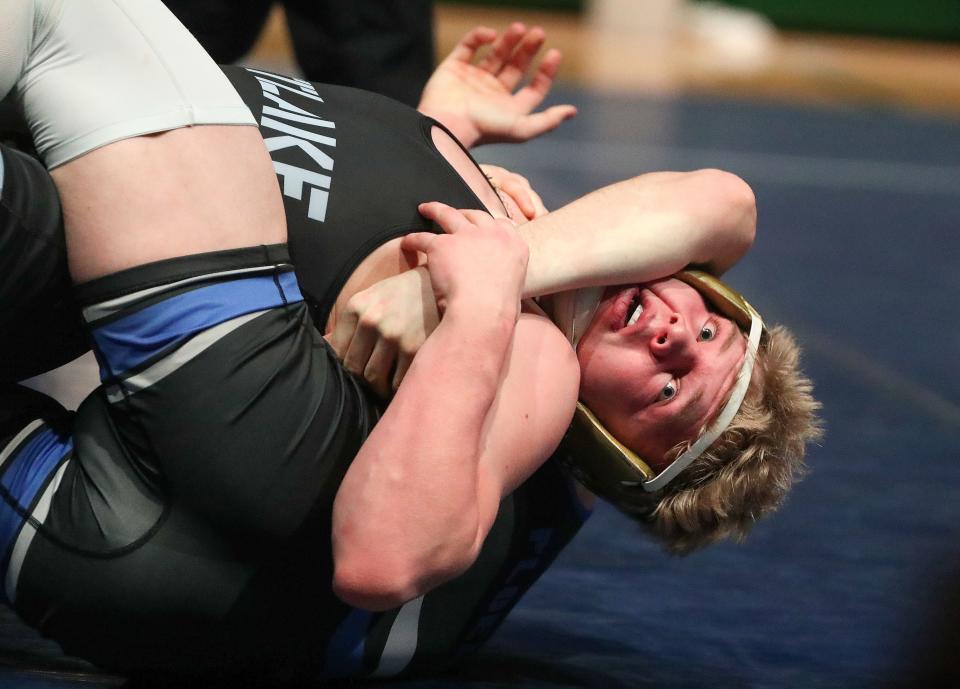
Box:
249;69;337;224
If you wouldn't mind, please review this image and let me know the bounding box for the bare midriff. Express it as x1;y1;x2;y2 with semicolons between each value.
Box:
54;125;287;284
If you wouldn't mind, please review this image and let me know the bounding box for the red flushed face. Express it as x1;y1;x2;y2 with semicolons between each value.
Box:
576;278;747;469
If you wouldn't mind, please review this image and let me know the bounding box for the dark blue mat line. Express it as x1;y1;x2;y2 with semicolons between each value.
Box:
790;325;960;433
0;668;122;689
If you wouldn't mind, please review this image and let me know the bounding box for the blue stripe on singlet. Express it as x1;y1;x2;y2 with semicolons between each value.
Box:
324;608;374;678
91;270;302;379
0;428;72;584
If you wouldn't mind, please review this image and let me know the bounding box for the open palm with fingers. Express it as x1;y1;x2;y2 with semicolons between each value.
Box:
418;23;577;148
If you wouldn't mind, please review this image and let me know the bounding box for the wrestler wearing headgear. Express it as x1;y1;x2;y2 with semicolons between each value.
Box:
0;0;820;679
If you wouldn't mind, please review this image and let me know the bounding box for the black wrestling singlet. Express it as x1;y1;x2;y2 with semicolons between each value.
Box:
223;65;495;329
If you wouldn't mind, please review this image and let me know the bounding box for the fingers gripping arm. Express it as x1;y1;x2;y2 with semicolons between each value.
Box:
331;205;543;611
480;164;548;221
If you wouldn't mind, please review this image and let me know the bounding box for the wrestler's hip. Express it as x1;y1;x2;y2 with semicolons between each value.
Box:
73;245;368;540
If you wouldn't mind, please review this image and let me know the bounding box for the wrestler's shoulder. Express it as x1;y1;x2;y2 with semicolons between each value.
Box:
519;308;579;375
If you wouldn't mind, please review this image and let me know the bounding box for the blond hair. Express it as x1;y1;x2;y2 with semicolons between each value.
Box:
623;325;823;554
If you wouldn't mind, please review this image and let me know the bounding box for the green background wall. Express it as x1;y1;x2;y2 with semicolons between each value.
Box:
711;0;960;41
438;0;960;40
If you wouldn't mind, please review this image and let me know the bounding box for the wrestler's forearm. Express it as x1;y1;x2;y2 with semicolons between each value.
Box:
517;169;757;297
331;305;516;611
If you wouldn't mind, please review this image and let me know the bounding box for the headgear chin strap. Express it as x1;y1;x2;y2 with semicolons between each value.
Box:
555;270;765;504
550;286;605;348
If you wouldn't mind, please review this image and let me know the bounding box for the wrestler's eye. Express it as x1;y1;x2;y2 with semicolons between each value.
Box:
658;381;678;402
698;322;717;342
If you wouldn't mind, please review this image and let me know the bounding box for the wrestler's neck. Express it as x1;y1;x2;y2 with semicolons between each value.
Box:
53;125;287;284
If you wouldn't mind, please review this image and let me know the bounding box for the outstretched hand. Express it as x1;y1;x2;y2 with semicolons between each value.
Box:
417;23;577;148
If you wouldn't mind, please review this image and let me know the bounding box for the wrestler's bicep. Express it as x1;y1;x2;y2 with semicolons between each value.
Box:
475;312;580;532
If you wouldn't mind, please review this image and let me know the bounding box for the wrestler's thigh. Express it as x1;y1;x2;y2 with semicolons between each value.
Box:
0;378;332;677
15;489;258;674
80;248;374;545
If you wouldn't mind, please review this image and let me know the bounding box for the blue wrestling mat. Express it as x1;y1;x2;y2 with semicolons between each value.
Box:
4;87;958;688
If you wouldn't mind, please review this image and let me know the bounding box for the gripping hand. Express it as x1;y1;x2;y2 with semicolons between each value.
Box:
404;202;528;322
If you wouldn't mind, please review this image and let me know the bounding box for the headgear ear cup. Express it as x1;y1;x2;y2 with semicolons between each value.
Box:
555;403;656;513
673;270;764;337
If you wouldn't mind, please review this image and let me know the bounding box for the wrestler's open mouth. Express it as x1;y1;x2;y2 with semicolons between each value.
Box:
613;285;657;336
625;290;644;327
611;286;645;332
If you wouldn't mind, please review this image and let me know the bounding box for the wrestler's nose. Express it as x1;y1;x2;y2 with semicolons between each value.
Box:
650;314;694;364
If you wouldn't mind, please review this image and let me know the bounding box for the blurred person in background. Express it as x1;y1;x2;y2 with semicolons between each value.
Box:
163;0;434;105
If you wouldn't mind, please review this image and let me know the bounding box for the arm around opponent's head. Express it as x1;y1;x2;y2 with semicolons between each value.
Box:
520;168;757;299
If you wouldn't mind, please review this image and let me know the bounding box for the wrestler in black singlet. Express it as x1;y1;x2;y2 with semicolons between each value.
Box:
221;65;502;329
0;70;590;680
